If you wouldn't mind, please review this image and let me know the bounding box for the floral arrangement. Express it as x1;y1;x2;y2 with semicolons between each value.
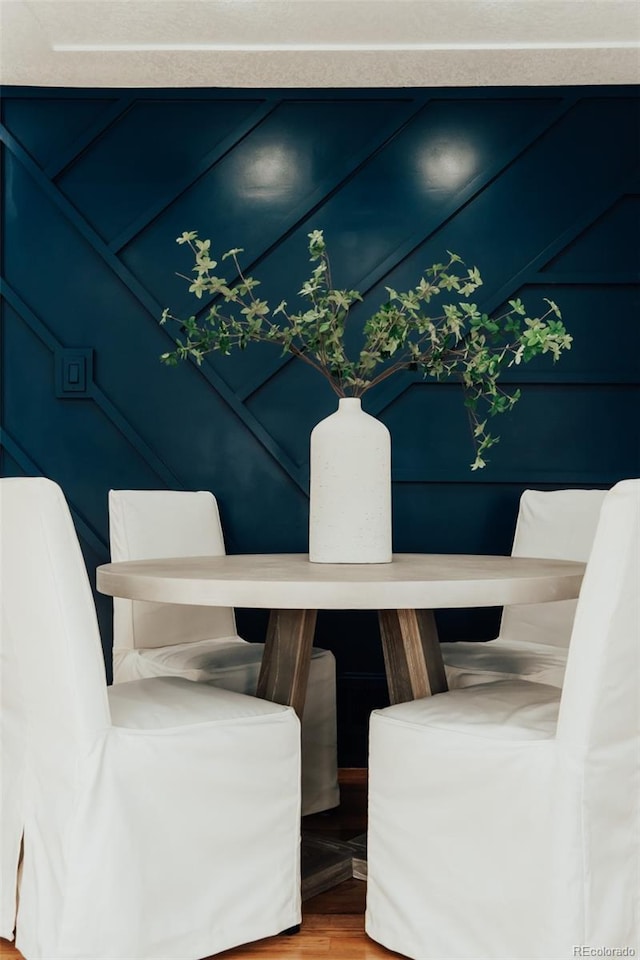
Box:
160;229;572;469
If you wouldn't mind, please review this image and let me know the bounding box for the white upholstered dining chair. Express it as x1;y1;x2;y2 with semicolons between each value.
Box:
441;487;607;689
108;488;339;816
0;477;302;960
365;479;639;960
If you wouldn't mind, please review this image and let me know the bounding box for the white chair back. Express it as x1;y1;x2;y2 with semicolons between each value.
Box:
109;489;237;650
500;488;607;648
558;479;639;746
556;479;640;946
1;478;111;939
1;477;110;749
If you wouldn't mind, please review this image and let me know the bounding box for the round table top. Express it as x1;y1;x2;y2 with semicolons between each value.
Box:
96;552;585;611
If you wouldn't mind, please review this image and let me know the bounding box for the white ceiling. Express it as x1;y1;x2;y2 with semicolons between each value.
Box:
1;0;639;88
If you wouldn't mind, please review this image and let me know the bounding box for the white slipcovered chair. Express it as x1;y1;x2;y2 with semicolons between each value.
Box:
366;479;640;960
442;488;607;689
108;488;339;817
0;477;302;960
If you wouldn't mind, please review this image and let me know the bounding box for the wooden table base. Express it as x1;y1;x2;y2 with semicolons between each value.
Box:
378;608;448;703
260;607;446;899
257;606;448;718
256;609;317;717
302;835;367;900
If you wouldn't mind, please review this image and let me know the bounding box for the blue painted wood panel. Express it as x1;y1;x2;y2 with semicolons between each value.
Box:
2;85;639;764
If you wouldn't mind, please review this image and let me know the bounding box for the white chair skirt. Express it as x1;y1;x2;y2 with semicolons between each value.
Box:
13;677;302;960
365;678;638;959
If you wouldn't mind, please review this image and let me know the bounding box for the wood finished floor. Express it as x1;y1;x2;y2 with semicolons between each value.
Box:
0;770;404;960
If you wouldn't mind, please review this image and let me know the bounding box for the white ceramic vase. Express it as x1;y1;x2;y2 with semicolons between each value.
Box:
308;397;392;564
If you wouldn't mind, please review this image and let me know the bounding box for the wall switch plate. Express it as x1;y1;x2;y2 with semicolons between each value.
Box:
55;348;93;398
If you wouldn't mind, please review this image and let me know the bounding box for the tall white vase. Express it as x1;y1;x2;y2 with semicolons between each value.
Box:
309;397;392;564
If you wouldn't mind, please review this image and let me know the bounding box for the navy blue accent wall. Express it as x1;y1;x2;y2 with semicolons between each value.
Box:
2;86;639;763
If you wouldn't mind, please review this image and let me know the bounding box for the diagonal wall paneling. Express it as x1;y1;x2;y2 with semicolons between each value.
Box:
2;86;639;764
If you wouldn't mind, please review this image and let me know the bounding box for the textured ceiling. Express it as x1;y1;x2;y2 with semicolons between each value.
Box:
1;0;639;87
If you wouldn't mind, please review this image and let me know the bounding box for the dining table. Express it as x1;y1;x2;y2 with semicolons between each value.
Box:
96;551;585;713
96;551;585;897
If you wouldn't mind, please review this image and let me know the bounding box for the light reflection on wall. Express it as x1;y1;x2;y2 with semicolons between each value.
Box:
416;140;477;191
235;143;308;201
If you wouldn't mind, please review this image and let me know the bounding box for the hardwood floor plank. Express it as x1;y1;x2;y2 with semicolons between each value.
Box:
302;914;364;932
304;878;367;916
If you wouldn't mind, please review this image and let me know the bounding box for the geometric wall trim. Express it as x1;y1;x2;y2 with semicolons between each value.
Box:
0;426;108;556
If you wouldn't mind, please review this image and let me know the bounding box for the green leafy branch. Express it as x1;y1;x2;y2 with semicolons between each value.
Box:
160;229;572;469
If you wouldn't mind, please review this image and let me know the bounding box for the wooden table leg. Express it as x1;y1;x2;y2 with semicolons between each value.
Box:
256;609;317;718
378;608;448;704
257;609;355;900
